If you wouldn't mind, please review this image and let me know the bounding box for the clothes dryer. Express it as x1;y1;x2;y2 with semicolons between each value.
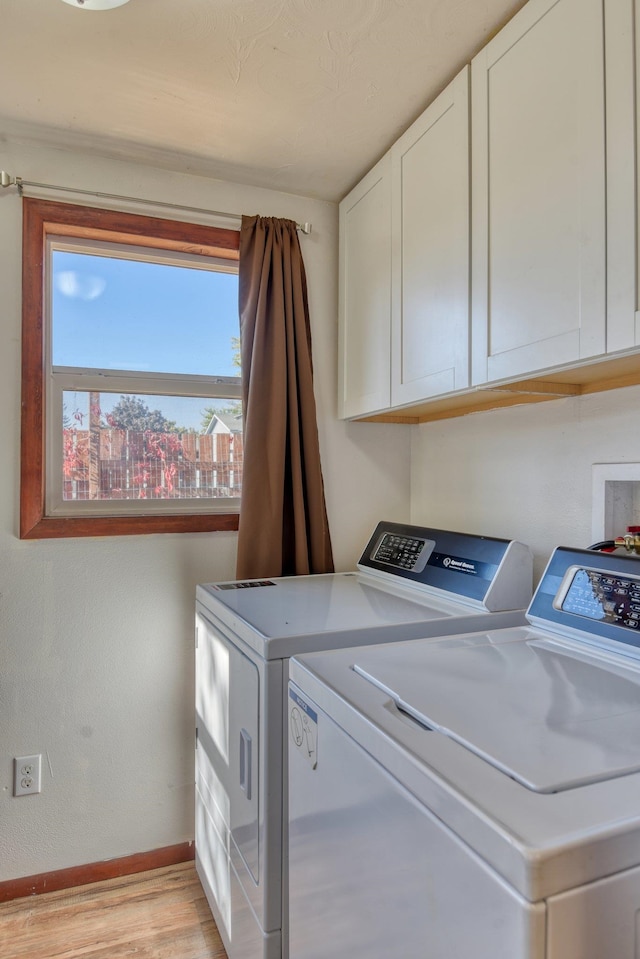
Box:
195;521;532;959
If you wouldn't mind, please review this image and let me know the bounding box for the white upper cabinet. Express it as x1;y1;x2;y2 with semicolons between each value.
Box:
390;68;470;406
338;154;392;419
471;0;607;385
338;0;640;423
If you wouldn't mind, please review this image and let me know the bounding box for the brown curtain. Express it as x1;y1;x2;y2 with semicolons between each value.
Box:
236;215;334;579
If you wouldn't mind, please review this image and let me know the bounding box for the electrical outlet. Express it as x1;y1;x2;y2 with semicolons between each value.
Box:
14;754;42;796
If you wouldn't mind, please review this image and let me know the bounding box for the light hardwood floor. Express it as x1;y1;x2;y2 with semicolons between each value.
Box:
0;862;227;959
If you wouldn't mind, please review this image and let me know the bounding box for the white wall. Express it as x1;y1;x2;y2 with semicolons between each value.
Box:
0;136;411;881
410;386;640;582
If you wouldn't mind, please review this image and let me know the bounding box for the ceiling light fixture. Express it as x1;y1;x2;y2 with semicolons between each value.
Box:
60;0;131;10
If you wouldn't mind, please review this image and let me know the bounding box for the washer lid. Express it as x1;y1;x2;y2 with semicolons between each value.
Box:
353;635;640;793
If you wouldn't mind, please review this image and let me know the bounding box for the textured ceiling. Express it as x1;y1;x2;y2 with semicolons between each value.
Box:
0;0;527;201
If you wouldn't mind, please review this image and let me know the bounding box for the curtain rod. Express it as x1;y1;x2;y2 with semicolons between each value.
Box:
0;170;312;235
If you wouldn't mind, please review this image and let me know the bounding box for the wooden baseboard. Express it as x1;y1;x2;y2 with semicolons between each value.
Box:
0;841;195;904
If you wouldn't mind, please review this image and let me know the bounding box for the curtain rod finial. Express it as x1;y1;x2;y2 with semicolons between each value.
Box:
0;171;22;192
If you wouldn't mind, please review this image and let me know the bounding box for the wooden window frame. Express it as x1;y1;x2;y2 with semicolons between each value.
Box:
21;197;241;539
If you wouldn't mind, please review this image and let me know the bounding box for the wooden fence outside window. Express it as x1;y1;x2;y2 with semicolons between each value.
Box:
63;429;243;501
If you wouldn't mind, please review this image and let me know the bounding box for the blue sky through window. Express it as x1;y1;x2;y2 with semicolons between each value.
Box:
52;250;240;430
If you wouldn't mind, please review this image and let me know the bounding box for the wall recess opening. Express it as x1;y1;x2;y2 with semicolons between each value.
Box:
592;464;640;543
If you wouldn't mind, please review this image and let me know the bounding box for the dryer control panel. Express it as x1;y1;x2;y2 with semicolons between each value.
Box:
357;522;532;611
370;531;434;573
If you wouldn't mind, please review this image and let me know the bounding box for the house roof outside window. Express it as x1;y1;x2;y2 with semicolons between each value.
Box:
205;412;243;435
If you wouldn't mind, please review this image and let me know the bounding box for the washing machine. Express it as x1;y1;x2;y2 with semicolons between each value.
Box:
195;521;532;959
288;546;640;959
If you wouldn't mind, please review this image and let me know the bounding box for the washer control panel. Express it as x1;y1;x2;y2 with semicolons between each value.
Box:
529;547;640;651
554;567;640;631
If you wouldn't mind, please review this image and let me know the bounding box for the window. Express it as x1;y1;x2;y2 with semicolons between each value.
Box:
21;198;242;538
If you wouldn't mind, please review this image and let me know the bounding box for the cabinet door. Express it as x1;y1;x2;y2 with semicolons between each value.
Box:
607;0;640;354
391;67;470;406
471;0;606;385
338;154;392;419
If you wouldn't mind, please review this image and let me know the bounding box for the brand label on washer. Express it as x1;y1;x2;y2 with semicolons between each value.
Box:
289;689;318;769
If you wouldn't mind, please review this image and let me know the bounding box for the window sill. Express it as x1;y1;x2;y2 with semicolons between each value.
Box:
20;511;240;539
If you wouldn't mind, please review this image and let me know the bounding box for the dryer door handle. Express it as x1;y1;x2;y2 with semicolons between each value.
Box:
239;728;252;801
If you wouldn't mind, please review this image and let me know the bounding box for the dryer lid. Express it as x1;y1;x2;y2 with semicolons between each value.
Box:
353;634;640;793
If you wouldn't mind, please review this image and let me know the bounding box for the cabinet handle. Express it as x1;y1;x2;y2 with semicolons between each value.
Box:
239;728;252;801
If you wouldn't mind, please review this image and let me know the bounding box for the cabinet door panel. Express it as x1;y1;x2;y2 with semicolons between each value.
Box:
472;0;606;384
603;0;637;353
391;67;470;406
338;155;392;419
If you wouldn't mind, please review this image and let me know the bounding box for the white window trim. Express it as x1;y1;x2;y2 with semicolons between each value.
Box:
45;235;242;518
